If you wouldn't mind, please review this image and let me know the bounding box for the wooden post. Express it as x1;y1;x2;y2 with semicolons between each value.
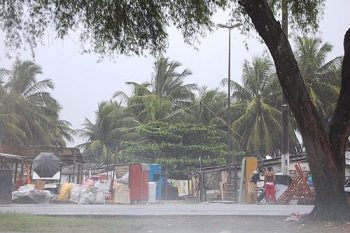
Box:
59;163;62;184
234;162;238;202
20;162;24;177
72;155;76;183
112;154;116;180
140;165;143;204
106;153;109;180
199;157;204;202
14;162;18;185
165;164;168;200
77;164;80;184
80;163;84;184
78;163;82;184
29;162;32;184
187;168;190;196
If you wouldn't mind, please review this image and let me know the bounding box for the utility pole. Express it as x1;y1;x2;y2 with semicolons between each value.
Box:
228;26;232;153
218;22;240;202
217;22;241;157
281;0;290;175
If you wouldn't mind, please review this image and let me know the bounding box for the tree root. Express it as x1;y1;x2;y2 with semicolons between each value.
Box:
301;206;350;222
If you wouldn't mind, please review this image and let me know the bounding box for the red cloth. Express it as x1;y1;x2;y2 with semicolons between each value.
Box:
265;183;276;202
16;179;24;190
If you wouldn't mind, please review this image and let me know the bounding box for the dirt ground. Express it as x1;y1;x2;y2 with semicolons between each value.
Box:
119;216;350;233
1;214;350;233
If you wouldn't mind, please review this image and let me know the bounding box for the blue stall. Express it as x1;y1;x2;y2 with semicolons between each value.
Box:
149;164;163;200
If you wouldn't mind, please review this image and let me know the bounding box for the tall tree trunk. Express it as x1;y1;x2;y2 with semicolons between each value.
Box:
238;0;349;220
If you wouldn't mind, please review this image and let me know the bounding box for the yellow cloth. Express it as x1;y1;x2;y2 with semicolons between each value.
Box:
58;183;72;200
248;182;258;203
113;183;130;204
176;180;189;197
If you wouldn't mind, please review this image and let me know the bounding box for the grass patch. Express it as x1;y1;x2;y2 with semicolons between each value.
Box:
0;212;128;233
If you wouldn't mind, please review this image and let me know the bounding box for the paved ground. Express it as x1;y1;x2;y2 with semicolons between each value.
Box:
0;203;313;216
1;215;350;233
2;205;349;233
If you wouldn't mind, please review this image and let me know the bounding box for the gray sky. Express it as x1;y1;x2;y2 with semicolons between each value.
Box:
0;0;349;147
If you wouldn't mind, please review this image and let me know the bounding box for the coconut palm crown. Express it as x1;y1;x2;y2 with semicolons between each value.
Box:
295;36;342;126
0;60;73;146
227;56;298;157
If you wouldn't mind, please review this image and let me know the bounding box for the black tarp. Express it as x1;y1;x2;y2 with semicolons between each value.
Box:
0;169;12;203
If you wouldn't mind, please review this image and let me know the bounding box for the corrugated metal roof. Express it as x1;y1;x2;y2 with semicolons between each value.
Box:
0;152;23;161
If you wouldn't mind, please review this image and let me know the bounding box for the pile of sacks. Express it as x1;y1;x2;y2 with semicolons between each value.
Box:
58;179;111;204
12;185;54;204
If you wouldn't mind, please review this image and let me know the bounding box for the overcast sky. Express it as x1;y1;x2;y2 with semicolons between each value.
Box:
0;0;349;147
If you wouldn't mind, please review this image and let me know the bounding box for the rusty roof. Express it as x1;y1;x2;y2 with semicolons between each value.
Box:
0;145;83;164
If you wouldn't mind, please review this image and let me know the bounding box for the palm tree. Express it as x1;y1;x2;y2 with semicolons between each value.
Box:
152;57;197;107
186;86;230;145
0;60;73;146
114;81;173;123
47;120;75;147
114;81;153;122
226;56;298;157
79;101;140;164
295;37;342;125
114;57;197;123
195;86;227;125
0;79;26;144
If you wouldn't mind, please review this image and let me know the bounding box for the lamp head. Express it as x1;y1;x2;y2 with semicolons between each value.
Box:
217;23;241;29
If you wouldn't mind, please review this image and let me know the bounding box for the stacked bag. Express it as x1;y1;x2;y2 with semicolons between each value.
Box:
58;179;111;204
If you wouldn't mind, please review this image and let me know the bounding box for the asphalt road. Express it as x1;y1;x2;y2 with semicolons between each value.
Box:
0;203;313;216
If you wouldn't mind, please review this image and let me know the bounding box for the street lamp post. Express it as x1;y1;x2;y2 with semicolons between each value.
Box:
281;0;290;176
217;23;240;155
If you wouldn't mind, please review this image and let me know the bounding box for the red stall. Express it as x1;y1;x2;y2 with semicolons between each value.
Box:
129;163;149;202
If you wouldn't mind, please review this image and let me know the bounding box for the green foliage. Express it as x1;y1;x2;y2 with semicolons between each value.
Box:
287;0;325;33
114;57;197;123
294;36;342;126
0;60;73;146
81;35;341;174
0;1;324;57
138;122;183;143
222;37;341;156
232;0;325;39
79;101;140;163
84;36;341;169
119;122;230;177
226;56;300;156
0;0;229;57
152;57;197;107
110;58;242;176
193;86;227;125
139;121;221;144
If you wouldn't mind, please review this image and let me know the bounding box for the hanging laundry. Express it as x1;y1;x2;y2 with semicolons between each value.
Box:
168;179;189;197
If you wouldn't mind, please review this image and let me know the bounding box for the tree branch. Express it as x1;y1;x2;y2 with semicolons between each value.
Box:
329;29;350;140
238;0;327;141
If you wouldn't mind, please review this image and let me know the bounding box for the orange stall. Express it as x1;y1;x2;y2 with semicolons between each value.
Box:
129;163;149;202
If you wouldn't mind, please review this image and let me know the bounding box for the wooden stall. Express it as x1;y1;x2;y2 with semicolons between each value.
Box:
0;146;83;185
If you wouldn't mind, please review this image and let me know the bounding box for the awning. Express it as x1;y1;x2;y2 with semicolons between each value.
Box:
0;153;23;162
